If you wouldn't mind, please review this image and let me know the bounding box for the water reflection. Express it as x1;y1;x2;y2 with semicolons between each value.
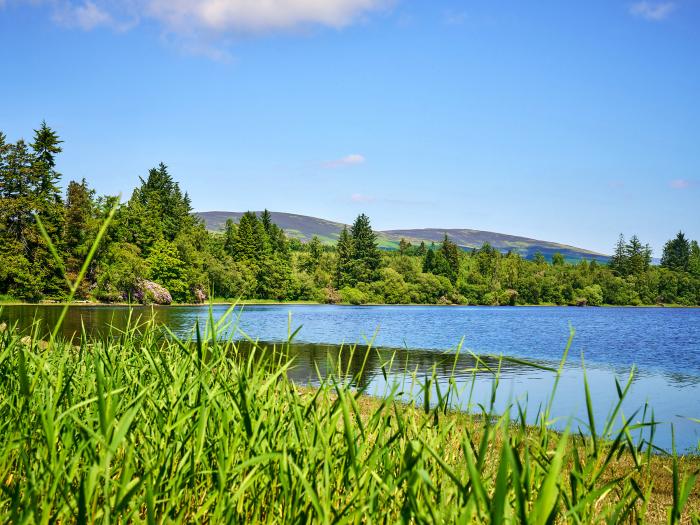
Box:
2;304;699;451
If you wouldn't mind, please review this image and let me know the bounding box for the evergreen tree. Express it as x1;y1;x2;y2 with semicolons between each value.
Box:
438;234;461;283
64;179;95;257
123;163;194;250
625;235;650;275
416;241;427;257
223;219;237;256
302;236;323;272
398;238;411;255
689;240;700;277
231;212;260;263
422;247;435;273
30;121;63;204
552;253;565;266
350;213;381;282
610;234;627;275
335;226;353;288
260;209;273;234
661;231;691;272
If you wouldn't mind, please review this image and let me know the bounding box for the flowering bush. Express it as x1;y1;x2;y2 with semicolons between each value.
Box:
133;279;172;305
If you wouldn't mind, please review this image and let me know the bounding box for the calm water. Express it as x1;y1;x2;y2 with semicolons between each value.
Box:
2;304;699;451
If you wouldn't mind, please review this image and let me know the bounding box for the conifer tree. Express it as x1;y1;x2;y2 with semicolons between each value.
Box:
661;231;691;272
350;213;381;282
335;226;353;288
689;240;700;277
422;247;435;273
64;179;95;257
610;234;627;275
302;236;323;272
437;234;461;283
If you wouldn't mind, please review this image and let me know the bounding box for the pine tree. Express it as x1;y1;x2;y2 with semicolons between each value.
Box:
689;240;700;277
416;241;427;257
302;236;323;272
625;235;648;275
260;209;273;234
422;248;435;273
124;163;195;250
437;234;461;283
661;231;691;272
350;213;381;283
335;226;353;288
610;234;627;275
224;219;237;256
398;238;411;255
552;253;565;266
231;212;260;263
30;121;63;203
64;179;95;256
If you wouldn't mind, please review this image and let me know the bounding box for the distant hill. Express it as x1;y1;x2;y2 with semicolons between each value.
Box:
195;211;609;262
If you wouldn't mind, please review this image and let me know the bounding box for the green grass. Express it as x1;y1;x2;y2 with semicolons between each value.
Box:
0;310;698;523
0;295;19;304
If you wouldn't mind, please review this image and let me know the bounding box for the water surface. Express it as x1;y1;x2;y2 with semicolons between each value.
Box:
2;304;699;451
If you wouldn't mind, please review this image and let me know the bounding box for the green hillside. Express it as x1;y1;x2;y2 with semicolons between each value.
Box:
195;211;609;262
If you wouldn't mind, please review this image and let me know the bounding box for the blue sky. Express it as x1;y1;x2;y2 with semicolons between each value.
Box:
1;0;698;254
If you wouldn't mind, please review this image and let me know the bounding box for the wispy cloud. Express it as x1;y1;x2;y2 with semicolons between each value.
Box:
52;1;114;30
443;9;467;26
322;153;366;169
629;1;676;21
350;193;375;203
669;178;697;189
13;0;390;33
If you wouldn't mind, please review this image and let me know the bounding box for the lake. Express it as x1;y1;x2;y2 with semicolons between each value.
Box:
2;304;699;451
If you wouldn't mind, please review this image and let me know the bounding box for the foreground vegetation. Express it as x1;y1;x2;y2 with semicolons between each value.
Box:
2;123;700;307
0;309;698;523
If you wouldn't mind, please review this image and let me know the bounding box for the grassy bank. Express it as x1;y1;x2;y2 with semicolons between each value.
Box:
1;310;698;523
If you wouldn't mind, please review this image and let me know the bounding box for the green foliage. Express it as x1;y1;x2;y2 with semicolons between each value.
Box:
1;123;700;307
662;231;691;272
147;240;189;301
350;213;381;283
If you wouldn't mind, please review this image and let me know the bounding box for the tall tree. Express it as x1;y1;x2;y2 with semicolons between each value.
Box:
625;235;651;275
64;179;95;257
610;234;627;275
689;240;700;277
335;226;353;288
302;236;323;273
350;213;381;283
123;163;194;250
437;234;461;283
661;231;691;272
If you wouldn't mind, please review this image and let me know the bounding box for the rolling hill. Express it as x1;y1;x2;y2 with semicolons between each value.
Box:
195;211;609;262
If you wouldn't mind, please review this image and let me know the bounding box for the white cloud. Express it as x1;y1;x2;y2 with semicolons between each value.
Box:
147;0;390;33
53;1;113;30
322;153;366;168
22;0;390;34
350;193;374;203
629;1;675;21
670;179;696;189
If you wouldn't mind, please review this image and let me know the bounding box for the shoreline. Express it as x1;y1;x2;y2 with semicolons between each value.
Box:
1;300;698;309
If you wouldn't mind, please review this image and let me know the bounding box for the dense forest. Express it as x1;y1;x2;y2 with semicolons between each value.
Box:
1;124;700;306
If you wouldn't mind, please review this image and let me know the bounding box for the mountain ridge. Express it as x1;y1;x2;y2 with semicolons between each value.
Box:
195;211;609;262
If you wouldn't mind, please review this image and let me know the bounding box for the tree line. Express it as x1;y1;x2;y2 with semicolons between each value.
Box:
1;124;700;306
